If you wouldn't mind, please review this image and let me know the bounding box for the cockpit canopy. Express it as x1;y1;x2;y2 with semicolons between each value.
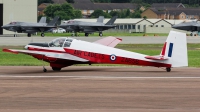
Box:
9;22;17;25
48;37;74;47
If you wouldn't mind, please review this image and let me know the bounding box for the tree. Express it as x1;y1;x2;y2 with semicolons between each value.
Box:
109;11;120;17
44;3;82;20
125;9;131;17
74;10;82;18
143;16;147;19
90;9;111;18
44;4;62;19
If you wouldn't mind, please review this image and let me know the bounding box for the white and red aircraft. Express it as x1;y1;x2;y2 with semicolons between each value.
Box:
3;31;188;72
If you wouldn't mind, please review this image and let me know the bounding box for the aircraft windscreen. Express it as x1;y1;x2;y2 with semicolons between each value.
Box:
9;22;16;25
48;37;74;47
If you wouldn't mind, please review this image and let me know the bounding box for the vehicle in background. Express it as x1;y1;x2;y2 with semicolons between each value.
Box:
52;28;66;33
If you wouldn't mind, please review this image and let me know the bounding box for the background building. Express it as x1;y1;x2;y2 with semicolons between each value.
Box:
0;0;37;35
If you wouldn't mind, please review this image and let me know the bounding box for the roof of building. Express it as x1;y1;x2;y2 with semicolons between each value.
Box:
168;8;200;15
72;3;137;10
148;8;200;16
151;3;185;9
73;0;92;4
52;0;67;4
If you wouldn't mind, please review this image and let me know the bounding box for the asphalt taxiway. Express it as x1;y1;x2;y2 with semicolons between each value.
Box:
1;36;200;46
0;66;200;112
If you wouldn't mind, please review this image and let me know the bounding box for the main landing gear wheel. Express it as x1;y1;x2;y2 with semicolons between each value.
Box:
85;33;89;37
99;32;103;37
43;68;47;72
41;33;45;37
52;67;61;71
14;34;17;37
166;67;171;72
27;33;31;37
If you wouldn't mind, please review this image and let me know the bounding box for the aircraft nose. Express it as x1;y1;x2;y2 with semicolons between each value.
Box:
1;26;6;28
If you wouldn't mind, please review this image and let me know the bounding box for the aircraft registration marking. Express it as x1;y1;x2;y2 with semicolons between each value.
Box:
64;48;171;67
74;50;105;59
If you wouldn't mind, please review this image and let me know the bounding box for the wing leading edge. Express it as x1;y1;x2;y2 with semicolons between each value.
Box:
3;49;88;62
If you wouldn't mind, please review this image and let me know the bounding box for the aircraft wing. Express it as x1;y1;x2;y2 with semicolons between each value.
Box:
93;36;122;47
22;26;56;29
3;49;88;62
145;55;168;60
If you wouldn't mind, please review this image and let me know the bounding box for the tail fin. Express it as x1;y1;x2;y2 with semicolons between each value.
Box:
160;31;188;67
39;17;46;23
47;16;59;26
97;16;104;23
105;16;117;25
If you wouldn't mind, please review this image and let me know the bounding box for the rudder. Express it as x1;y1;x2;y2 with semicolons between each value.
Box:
160;31;188;67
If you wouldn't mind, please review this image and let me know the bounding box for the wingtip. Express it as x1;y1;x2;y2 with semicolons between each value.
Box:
2;49;18;54
117;38;122;41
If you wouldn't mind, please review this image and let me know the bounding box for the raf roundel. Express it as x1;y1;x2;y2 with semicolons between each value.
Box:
110;54;117;61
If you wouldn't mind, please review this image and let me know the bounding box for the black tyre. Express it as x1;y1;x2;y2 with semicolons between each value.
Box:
52;67;61;71
166;67;171;72
41;33;45;37
43;69;47;72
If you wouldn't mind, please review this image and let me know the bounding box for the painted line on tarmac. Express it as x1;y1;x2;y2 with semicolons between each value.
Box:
0;75;200;79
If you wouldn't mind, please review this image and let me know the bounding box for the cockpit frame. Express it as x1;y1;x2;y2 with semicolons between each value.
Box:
48;37;74;48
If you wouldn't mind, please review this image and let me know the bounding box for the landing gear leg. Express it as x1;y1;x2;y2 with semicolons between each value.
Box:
42;55;47;72
41;33;45;37
166;67;171;72
43;66;47;72
14;32;17;37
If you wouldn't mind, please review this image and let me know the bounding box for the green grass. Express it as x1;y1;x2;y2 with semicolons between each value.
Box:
37;32;168;37
0;44;200;67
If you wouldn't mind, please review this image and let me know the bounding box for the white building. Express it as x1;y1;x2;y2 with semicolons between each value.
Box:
0;0;37;35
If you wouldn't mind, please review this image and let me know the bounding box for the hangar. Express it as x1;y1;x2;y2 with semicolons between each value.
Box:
0;0;37;35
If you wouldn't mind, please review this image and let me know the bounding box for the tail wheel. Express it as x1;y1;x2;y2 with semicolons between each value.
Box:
166;67;171;72
52;67;61;71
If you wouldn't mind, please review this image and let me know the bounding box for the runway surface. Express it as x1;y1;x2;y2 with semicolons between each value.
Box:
0;66;200;112
1;36;200;46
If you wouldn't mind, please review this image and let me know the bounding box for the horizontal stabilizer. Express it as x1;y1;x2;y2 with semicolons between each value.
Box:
145;55;168;60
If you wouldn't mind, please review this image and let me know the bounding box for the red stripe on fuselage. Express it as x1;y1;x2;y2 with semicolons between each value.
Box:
161;42;167;56
64;48;171;67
